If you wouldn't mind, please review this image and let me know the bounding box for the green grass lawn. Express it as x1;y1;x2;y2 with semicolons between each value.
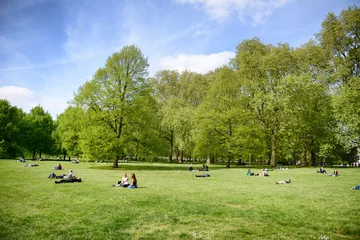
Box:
0;160;359;240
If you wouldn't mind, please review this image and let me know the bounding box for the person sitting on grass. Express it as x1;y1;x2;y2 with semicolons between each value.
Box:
317;167;327;174
189;164;194;171
55;177;82;184
53;163;62;170
64;169;75;179
276;179;291;184
247;169;255;176
333;169;339;177
113;173;130;187
256;168;269;177
127;173;138;189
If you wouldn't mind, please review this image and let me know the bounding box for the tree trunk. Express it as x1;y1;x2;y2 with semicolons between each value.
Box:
270;134;277;167
113;155;119;168
180;149;183;163
310;150;316;166
270;112;278;167
226;151;231;168
302;145;308;166
168;130;173;163
32;150;36;159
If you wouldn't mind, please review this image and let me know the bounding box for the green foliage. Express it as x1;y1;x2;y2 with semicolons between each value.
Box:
23;106;55;158
73;45;156;166
0;99;25;158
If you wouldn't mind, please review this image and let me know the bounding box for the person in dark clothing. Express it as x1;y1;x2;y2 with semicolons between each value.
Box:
127;173;138;189
196;174;210;178
55;178;82;184
317;167;327;174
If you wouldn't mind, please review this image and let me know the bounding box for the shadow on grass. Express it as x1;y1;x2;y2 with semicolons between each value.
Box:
90;164;194;171
88;162;226;171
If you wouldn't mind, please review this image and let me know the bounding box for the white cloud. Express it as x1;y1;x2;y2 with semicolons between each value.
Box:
159;51;235;74
176;0;292;25
0;86;37;112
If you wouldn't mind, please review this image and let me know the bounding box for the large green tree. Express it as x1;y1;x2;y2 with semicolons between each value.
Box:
24;105;54;159
318;6;360;156
74;45;153;167
0;99;25;158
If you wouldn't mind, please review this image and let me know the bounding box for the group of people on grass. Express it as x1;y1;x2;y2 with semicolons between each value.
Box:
247;168;270;177
189;164;209;172
317;167;339;176
113;173;138;188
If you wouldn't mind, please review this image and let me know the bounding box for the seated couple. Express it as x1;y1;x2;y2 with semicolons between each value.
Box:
328;169;339;177
197;164;209;171
247;169;269;176
113;173;138;189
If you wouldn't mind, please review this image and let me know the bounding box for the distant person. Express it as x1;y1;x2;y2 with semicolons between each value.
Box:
25;163;38;167
189;164;194;171
256;168;269;176
317;167;327;174
55;177;82;184
352;184;360;190
113;173;130;187
204;164;209;171
127;173;138;189
64;169;75;179
276;179;291;184
333;169;339;177
247;169;255;176
196;174;210;178
54;163;62;170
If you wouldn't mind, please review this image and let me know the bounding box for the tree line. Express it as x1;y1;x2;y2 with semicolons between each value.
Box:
1;6;359;167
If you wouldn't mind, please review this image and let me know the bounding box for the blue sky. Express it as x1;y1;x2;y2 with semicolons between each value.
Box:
0;0;358;118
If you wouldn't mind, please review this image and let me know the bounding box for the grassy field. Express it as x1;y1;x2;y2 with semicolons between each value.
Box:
0;160;359;240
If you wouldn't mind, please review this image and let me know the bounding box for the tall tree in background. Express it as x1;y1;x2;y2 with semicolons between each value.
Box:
195;67;249;167
232;38;297;167
150;70;180;162
74;45;152;168
24;106;54;159
318;6;360;157
56;106;84;160
0;99;25;158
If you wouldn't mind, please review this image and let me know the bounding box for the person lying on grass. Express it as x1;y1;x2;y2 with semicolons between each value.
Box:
49;169;75;179
113;173;130;187
317;167;327;174
24;163;38;167
196;174;210;178
352;184;360;190
247;169;255;176
276;179;291;184
55;177;82;184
